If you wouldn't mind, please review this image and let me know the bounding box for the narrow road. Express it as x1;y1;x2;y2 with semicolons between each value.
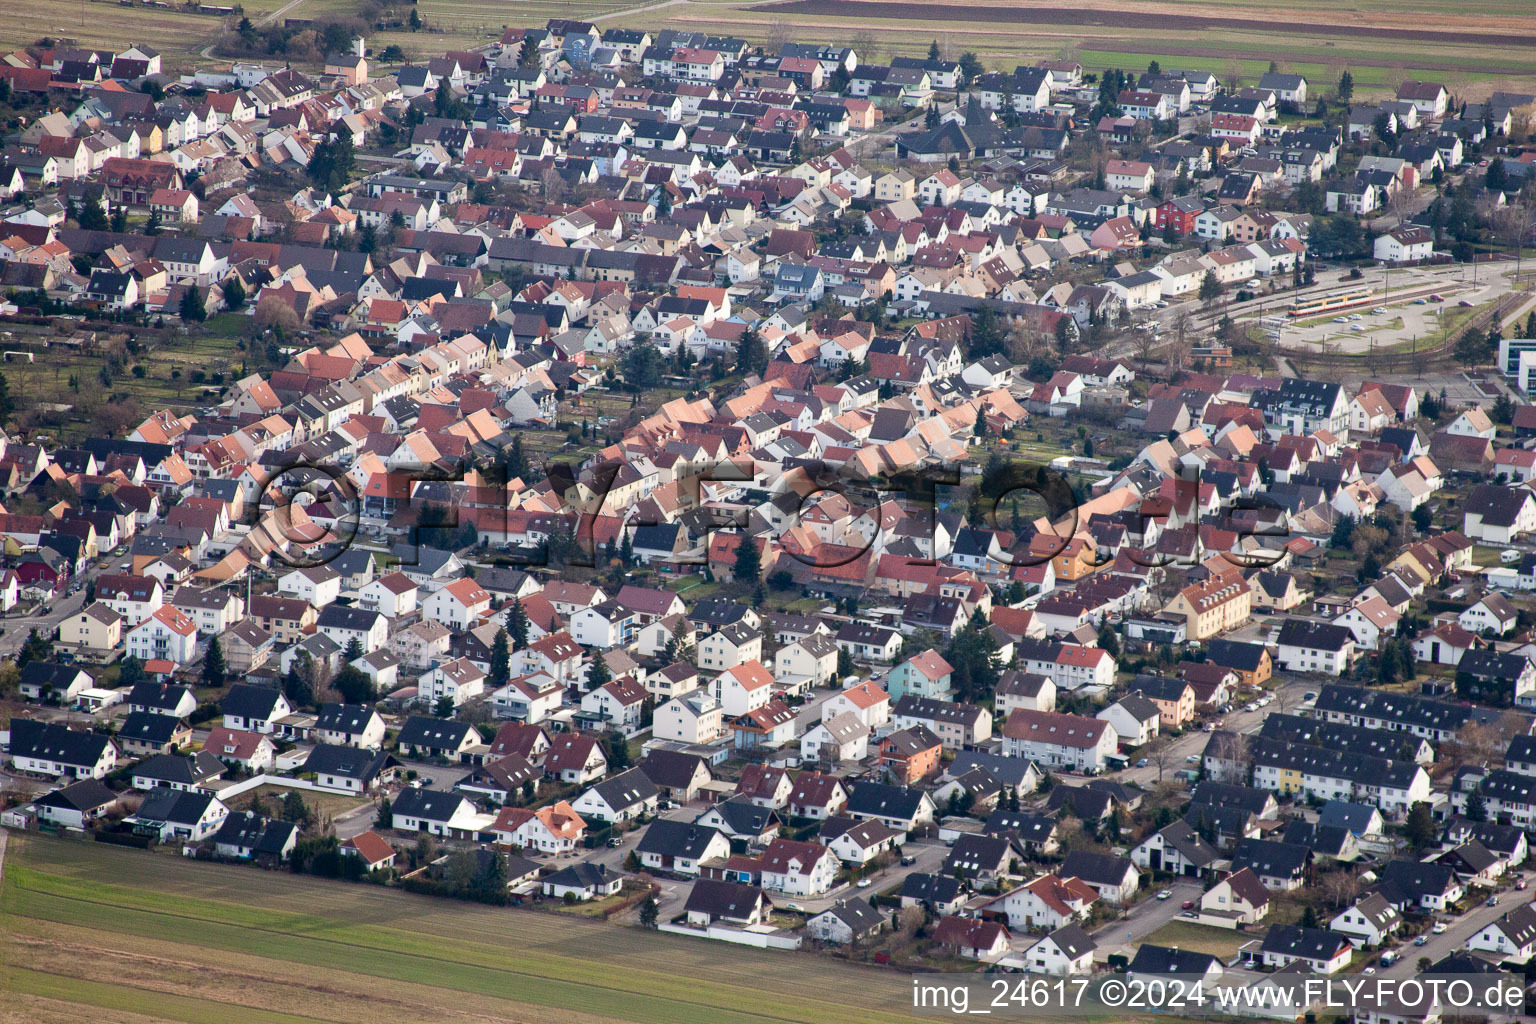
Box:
198;0;309;60
591;0;691;21
1091;879;1203;962
1380;893;1530;977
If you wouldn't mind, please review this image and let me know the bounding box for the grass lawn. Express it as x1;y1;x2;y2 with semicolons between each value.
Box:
1471;544;1511;567
1140;921;1251;960
222;783;371;823
555;891;630;917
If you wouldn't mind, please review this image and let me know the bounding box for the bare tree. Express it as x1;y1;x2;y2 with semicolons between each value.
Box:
1166;309;1195;377
1446;720;1503;770
1134;325;1156;371
1223;58;1243;94
1147;735;1180;783
1271;687;1294;717
848;31;879;67
1386;185;1413;230
1318;868;1361;911
765;20;796;52
1205;729;1251;785
254;294;301;335
540;164;566;203
1005;318;1040;364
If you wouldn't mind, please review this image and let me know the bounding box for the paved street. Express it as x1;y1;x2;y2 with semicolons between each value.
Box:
1381;892;1531;977
1091;879;1205;961
0;550;132;659
1115;676;1311;789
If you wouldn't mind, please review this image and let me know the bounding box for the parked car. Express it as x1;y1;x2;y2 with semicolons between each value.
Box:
1157;890;1173;900
1182;900;1195;909
1433;921;1448;933
857;878;872;888
1415;935;1428;946
1136;758;1149;768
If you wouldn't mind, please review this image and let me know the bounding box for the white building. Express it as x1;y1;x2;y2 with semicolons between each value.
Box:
652;691;723;744
1000;709;1117;771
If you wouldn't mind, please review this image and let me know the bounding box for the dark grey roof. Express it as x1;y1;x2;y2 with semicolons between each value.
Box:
900;871;964;904
1191;781;1273;816
1318;801;1381;834
586;766;660;811
952;750;1040;788
132;751;223;785
127;681;193;713
135;789;217;827
845;781;928;820
1259;924;1350;960
221;683;287;720
391;787;471;822
1276;618;1353;652
640;750;710;790
945;834;1012;877
1153;820;1220;867
815;897;883;934
302;743;396;782
685;878;765;919
983;810;1057;843
1061;849;1137;886
212;811;297;856
637;820;724;859
1233;838;1311;879
1044;923;1095;959
34;778;117;813
1129;943;1221;975
396;715;475;749
315;703;379;736
9;719;115;769
704;795;778;836
119;710;185;745
544;862;614;890
1314;683;1502;736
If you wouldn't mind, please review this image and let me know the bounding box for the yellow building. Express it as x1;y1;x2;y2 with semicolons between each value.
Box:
1165;572;1252;641
59;601;124;652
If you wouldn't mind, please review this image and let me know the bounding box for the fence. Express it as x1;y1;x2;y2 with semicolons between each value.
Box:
657;921;802;949
214;773;331;802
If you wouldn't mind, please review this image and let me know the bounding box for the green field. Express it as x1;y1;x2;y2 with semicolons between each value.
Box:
0;835;950;1024
592;0;1536;99
0;0;291;64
